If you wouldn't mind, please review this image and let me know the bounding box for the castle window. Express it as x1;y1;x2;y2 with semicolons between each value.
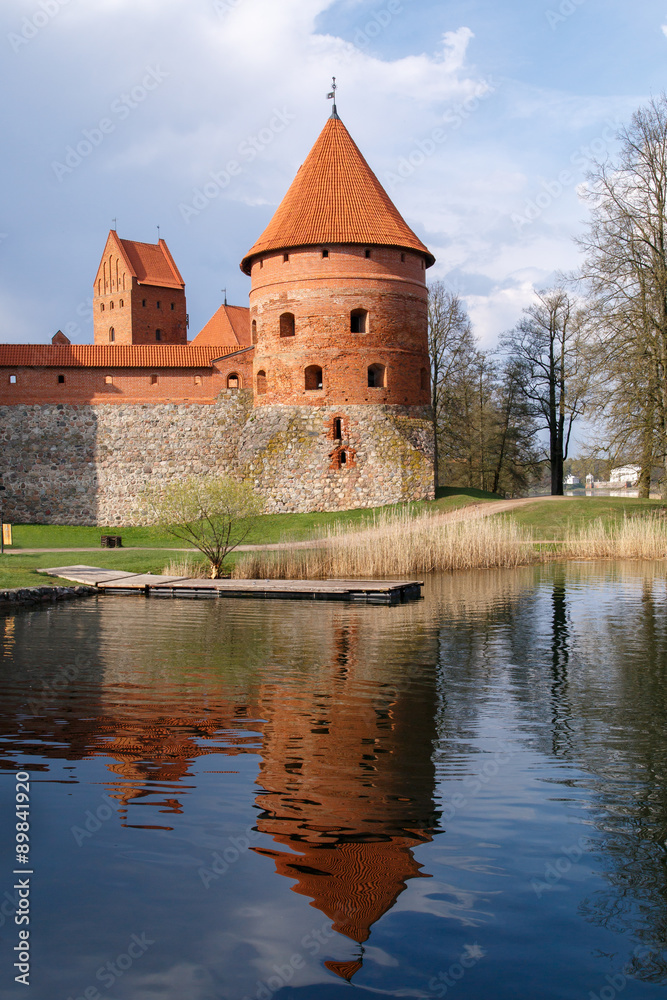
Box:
365;249;371;259
105;375;113;385
421;260;425;269
283;253;289;263
9;375;16;384
256;370;267;394
142;299;147;307
98;280;101;295
227;373;240;389
421;367;429;391
305;365;323;391
57;374;65;384
100;303;105;312
110;301;114;310
155;330;162;341
350;309;368;334
333;417;342;440
251;320;257;344
401;253;406;262
109;328;115;342
330;446;356;470
322;249;329;258
194;375;202;385
119;299;124;308
368;363;385;388
171;303;175;310
280;312;295;338
150;374;158;385
259;260;264;269
156;301;161;309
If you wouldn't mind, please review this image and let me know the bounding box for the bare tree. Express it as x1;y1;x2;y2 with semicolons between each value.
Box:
427;284;477;489
500;289;587;495
577;95;667;497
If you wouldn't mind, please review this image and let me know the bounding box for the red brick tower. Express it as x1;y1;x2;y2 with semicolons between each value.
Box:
241;113;434;409
237;111;435;510
93;231;187;346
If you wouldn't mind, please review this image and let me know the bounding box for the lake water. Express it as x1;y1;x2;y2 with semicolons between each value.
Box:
1;563;667;999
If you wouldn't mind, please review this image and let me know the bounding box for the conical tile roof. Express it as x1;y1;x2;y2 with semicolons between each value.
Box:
240;115;434;274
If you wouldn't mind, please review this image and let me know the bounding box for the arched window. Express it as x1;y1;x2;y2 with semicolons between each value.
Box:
57;374;65;384
194;376;202;386
420;367;429;391
105;375;113;385
155;329;162;341
368;363;385;388
109;328;115;342
110;301;114;310
280;312;295;337
98;279;101;295
333;417;342;440
351;309;368;334
256;370;267;394
150;374;158;385
119;299;124;308
365;249;371;259
305;365;323;391
251;320;257;344
227;372;240;389
100;303;105;312
9;375;17;385
322;248;329;258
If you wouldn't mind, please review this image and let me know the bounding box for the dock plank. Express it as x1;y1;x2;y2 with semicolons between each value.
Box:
39;567;423;605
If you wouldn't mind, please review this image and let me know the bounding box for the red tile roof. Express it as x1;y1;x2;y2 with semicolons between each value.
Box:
191;304;251;347
107;232;185;288
0;345;241;368
241;116;435;274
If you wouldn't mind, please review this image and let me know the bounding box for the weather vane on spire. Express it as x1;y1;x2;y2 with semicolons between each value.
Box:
327;76;339;119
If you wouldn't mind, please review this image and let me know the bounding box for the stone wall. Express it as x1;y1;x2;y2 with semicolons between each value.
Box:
0;395;433;524
0;390;253;525
238;403;434;512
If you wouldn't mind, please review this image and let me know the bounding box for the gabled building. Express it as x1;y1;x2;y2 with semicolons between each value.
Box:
93;231;188;346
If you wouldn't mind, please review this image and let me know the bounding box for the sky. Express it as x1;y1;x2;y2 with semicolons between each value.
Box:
1;0;666;348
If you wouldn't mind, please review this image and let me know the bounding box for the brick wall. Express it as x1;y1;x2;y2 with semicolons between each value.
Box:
0;356;253;405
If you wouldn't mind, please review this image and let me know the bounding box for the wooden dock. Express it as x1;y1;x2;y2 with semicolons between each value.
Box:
38;566;423;605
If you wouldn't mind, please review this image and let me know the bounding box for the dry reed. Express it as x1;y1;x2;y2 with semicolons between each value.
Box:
233;511;539;580
232;511;667;581
162;555;210;578
560;514;667;560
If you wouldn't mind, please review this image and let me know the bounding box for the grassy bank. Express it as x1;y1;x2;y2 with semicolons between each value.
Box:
505;496;666;537
2;493;666;589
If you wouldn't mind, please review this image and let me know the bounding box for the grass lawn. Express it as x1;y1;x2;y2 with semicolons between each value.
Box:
504;496;667;538
7;487;501;551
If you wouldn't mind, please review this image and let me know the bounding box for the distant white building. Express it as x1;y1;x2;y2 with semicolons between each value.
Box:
565;475;582;486
610;465;641;485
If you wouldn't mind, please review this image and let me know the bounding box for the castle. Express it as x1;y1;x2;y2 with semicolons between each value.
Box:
0;110;435;524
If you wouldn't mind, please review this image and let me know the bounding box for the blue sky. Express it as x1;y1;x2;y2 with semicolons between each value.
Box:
1;0;666;347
